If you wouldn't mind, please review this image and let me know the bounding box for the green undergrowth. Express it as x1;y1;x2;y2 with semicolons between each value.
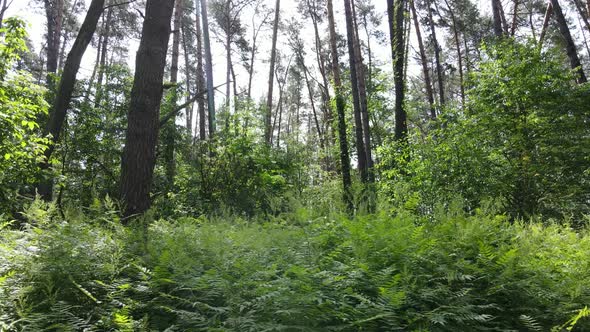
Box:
1;201;589;331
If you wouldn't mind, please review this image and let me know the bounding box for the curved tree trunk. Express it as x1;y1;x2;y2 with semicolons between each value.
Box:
0;0;10;29
38;0;105;200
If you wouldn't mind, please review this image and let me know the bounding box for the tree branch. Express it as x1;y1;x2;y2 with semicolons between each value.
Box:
159;83;227;127
103;0;136;11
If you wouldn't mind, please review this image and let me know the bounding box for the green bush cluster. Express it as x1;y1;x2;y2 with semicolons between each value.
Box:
379;41;590;222
1;201;589;331
0;18;49;216
162;135;304;218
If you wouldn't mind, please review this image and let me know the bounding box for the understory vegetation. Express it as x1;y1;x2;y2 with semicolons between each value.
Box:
2;0;590;329
1;200;589;331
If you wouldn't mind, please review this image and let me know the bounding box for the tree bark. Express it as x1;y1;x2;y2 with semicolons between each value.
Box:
327;0;353;212
410;0;435;118
84;30;102;103
307;0;332;147
442;0;465;105
550;0;587;83
201;0;216;136
302;64;324;150
224;1;231;112
351;0;374;183
492;0;504;36
425;0;445;107
94;6;112;108
388;0;408;142
120;0;175;218
538;1;552;46
573;0;590;34
265;0;280;145
510;0;519;36
195;0;207;139
274;60;290;147
170;0;182;84
38;0;105;200
0;0;10;29
343;0;368;183
44;0;64;91
247;4;271;101
182;22;193;135
163;0;183;187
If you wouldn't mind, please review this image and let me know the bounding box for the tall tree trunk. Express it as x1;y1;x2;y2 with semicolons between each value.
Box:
492;0;504;36
388;0;408;140
307;0;332;147
499;0;509;34
44;0;64;91
302;64;324;150
327;0;353;212
539;1;552;46
120;0;175;218
225;0;231;112
57;0;80;71
38;0;105;200
425;0;445;107
195;0;207;139
442;0;465;104
511;0;519;35
273;59;290;147
550;0;587;83
170;0;182;84
573;0;590;34
265;0;280;145
163;0;183;187
201;0;216;136
0;0;10;29
410;0;435;118
343;0;368;183
84;31;102;103
351;0;374;183
94;6;112;108
578;13;590;59
182;22;193;135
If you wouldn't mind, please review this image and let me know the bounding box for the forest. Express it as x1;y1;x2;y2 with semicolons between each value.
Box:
0;0;590;330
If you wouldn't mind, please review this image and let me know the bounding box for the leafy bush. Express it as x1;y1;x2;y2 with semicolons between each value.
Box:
380;41;590;222
162;135;303;218
1;200;589;330
0;18;49;215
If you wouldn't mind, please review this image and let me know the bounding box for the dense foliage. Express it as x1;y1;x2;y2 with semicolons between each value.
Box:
1;0;590;329
0;18;49;215
1;202;589;331
380;41;590;222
